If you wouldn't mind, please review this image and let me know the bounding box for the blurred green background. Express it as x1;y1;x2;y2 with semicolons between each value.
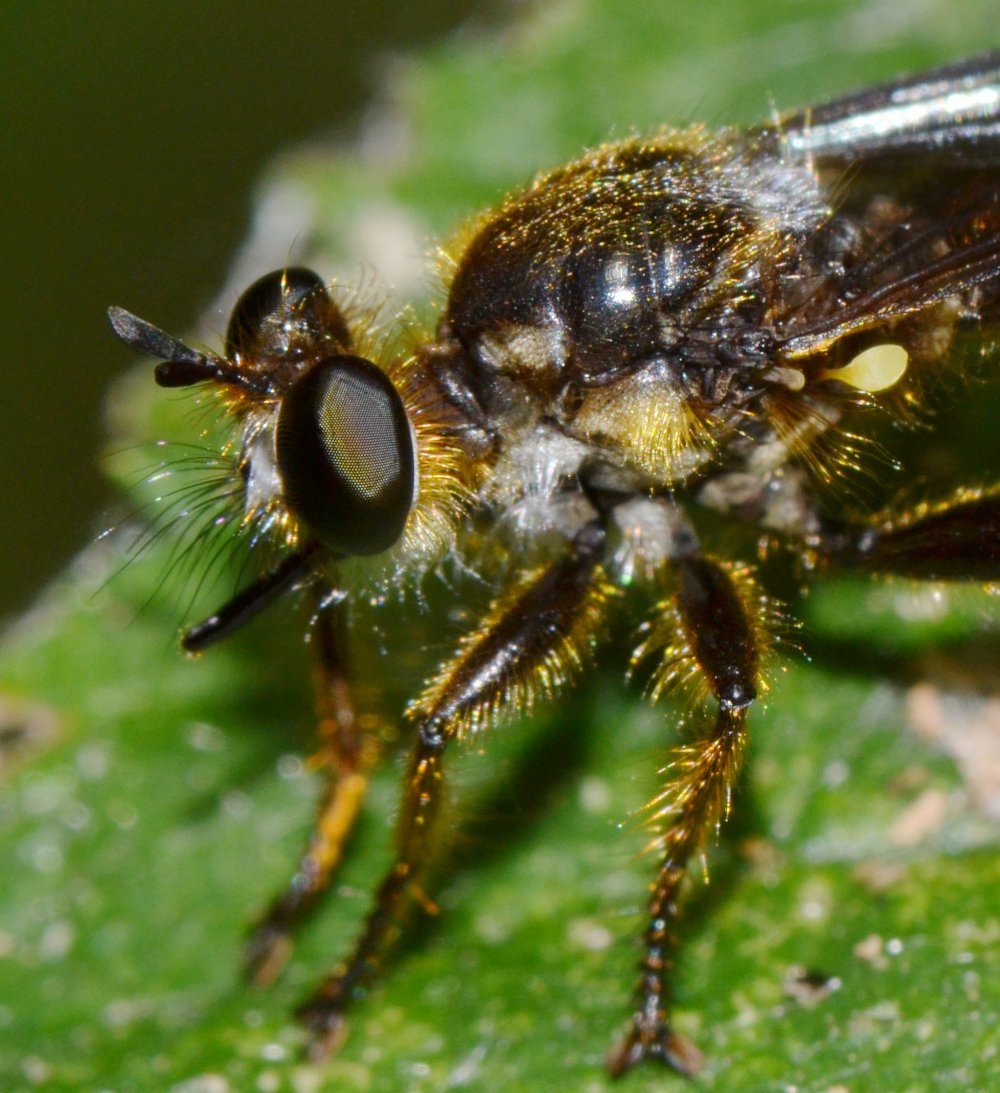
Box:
0;0;481;623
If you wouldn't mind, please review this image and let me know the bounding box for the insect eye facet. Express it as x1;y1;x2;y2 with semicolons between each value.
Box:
276;355;416;556
225;267;352;361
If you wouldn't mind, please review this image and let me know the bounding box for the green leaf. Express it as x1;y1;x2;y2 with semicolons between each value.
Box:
3;3;1000;1090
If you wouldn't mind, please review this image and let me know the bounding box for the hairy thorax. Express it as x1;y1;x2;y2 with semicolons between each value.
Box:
427;129;830;499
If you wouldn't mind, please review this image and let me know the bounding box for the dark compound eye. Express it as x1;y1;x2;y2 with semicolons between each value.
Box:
225;267;352;361
276;355;416;556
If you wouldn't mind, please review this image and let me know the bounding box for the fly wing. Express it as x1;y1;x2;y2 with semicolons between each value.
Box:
761;53;1000;354
772;50;1000;168
777;196;1000;358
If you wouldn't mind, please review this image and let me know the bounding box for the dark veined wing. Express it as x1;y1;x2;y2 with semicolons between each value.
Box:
762;52;1000;355
776;181;1000;357
772;50;1000;168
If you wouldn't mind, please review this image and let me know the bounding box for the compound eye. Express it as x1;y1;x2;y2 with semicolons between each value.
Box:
276;355;416;556
225;267;352;361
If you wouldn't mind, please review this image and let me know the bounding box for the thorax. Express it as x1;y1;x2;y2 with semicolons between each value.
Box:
429;129;828;491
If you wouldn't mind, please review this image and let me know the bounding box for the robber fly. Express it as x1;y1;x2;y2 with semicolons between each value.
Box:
108;52;1000;1077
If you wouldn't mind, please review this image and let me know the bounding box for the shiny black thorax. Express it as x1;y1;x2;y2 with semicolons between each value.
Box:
432;138;814;438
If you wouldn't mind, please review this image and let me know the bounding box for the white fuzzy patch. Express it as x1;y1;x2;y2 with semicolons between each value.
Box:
486;424;592;508
242;410;283;517
476;320;568;378
610;496;695;584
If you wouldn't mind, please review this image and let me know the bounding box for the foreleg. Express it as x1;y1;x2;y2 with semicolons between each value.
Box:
245;596;381;985
298;523;613;1058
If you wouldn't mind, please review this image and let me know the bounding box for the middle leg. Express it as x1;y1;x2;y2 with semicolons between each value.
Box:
609;554;778;1077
